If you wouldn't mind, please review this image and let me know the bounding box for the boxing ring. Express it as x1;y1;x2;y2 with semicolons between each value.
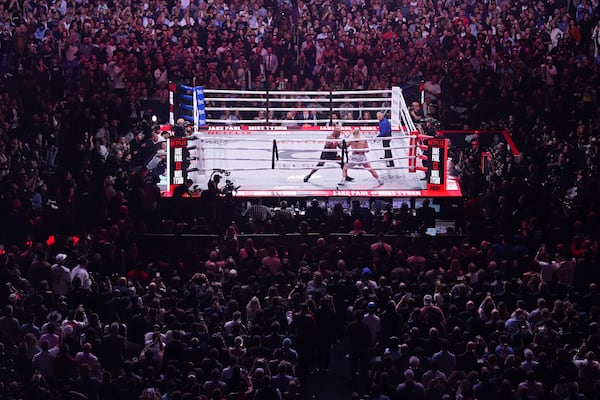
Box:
163;86;462;198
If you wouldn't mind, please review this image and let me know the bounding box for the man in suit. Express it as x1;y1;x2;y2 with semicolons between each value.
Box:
297;109;317;126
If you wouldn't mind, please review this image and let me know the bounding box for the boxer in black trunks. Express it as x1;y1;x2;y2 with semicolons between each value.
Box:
303;127;354;182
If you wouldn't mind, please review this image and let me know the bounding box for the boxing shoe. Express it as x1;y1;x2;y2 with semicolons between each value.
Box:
377;178;384;185
303;175;310;182
345;176;355;182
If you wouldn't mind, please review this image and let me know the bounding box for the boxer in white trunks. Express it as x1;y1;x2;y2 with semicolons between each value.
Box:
340;129;383;186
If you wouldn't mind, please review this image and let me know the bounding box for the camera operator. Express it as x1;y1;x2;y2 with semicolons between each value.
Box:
202;173;222;225
172;178;196;198
207;173;222;195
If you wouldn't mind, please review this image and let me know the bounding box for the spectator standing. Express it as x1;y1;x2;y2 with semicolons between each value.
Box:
540;56;558;111
346;311;372;384
75;342;101;375
70;256;92;292
290;303;316;376
32;340;55;381
423;75;442;104
73;363;102;400
271;361;295;394
29;250;52;291
432;343;456;377
314;295;337;372
100;322;127;376
363;302;381;348
50;253;71;296
517;370;544;399
0;305;20;345
396;369;426;400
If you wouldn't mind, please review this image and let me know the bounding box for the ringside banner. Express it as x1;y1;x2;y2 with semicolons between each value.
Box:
201;125;386;133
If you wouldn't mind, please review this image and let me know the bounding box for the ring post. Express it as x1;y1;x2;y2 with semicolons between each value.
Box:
329;91;333;126
168;83;177;125
391;86;401;128
409;131;417;173
266;89;270;125
272;139;278;169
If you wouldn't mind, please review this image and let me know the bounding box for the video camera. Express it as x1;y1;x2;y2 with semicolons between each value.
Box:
209;169;239;196
223;179;240;195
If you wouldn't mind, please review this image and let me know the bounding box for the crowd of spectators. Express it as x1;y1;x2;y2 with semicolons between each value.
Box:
0;0;600;399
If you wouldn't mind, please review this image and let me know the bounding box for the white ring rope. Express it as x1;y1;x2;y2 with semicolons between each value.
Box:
203;89;390;96
276;164;345;169
206;118;382;124
208;106;333;112
332;89;392;95
201;156;418;163
200;153;417;163
197;134;414;142
206;97;275;103
202;145;416;152
205;107;390;113
329;107;392;112
208;165;416;172
330;98;391;103
207;98;327;103
277;156;417;163
241;97;390;103
198;137;283;142
202;157;274;161
206;106;392;113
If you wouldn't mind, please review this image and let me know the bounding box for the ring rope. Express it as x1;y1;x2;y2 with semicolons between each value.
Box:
214;165;417;172
204;89;392;96
201;157;279;161
206;97;282;103
205;118;383;124
207;97;384;103
196;135;414;142
197;137;288;142
202;145;416;153
200;155;418;163
326;107;393;111
266;97;330;103
206;107;387;112
330;98;391;103
274;156;418;163
206;106;332;112
275;98;389;103
205;106;391;112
